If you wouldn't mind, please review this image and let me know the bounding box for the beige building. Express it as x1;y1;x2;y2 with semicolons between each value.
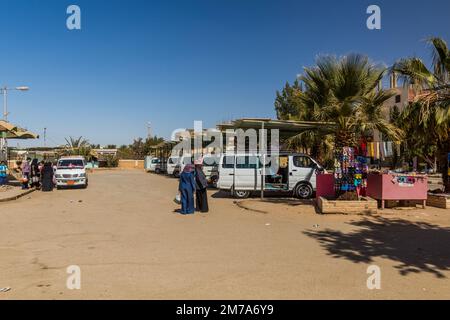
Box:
373;73;416;143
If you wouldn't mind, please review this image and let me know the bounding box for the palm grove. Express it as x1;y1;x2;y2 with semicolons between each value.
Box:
275;37;450;191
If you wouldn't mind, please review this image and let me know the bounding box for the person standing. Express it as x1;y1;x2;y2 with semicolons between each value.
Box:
21;158;31;189
194;162;209;213
30;158;41;189
41;162;54;192
178;164;196;214
0;161;8;186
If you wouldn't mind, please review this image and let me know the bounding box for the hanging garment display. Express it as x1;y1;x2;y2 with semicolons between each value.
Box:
334;146;369;196
386;142;393;157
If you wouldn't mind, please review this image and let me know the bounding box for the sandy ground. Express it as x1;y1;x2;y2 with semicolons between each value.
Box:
0;169;449;300
0;185;35;202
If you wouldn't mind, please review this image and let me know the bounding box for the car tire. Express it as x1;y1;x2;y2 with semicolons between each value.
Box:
155;168;161;174
294;183;313;199
233;189;251;199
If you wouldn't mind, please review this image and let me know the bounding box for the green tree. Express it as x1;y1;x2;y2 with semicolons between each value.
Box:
275;80;303;120
392;37;450;190
64;136;91;157
299;54;403;148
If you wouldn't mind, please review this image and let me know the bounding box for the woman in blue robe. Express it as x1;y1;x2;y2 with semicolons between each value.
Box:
179;164;196;214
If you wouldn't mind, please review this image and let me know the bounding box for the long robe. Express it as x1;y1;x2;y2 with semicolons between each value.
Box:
179;171;195;214
30;162;41;188
41;164;54;192
195;167;209;213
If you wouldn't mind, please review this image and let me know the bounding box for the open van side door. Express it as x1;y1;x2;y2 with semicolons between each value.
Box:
289;155;317;190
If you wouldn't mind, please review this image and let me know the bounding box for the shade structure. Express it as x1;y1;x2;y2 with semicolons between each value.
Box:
0;120;17;132
0;120;39;140
5;129;40;139
217;118;336;140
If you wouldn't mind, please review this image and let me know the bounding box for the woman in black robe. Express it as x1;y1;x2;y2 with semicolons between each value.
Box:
194;164;209;213
30;159;41;189
41;162;54;192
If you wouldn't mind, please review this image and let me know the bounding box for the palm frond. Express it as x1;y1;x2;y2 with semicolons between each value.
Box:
392;58;436;89
427;37;450;82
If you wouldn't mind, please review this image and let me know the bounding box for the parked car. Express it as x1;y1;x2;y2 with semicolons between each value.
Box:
145;156;161;173
156;157;167;174
216;153;324;199
55;156;88;189
170;155;193;178
167;156;179;176
202;155;220;187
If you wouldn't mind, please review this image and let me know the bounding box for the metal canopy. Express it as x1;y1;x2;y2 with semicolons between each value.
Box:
216;118;335;139
0;120;39;139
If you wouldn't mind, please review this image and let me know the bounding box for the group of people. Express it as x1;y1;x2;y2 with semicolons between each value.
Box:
20;158;56;192
178;162;209;214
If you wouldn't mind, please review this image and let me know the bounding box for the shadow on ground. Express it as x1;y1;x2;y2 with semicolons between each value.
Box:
6;174;21;187
211;190;303;200
304;216;450;278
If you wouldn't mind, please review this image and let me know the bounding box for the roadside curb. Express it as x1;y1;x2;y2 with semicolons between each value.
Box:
0;188;36;203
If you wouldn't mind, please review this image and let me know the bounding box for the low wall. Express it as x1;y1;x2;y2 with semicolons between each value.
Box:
118;160;145;170
318;196;378;215
427;194;450;209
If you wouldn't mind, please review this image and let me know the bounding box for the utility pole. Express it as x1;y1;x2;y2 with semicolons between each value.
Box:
260;121;265;200
0;85;29;161
147;122;152;139
43;127;47;147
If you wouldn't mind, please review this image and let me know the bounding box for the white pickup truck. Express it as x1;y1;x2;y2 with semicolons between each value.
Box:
55;156;88;189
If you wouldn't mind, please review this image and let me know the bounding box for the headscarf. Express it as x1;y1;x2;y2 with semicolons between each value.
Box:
183;164;194;173
195;164;208;189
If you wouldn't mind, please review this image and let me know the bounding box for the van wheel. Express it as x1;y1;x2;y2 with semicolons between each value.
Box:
294;183;313;199
155;168;161;174
233;190;250;199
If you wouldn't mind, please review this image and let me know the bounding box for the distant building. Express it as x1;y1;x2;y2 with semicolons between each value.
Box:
373;73;416;143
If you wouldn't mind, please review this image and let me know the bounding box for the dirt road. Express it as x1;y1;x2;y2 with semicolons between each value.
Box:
1;170;449;299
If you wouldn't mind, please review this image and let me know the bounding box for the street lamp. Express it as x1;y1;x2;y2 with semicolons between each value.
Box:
0;85;30;160
1;86;29;121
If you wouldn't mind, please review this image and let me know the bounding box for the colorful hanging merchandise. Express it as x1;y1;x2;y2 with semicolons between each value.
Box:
334;146;369;197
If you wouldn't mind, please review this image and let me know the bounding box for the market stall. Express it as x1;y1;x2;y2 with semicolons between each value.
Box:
366;173;428;209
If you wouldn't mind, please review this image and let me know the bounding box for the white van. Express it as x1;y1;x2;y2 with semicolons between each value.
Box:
55;156;88;189
217;153;324;199
145;156;161;173
202;155;220;185
167;156;193;177
167;156;179;176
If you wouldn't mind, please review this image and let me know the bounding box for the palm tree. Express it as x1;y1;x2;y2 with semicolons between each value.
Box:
297;54;403;148
392;37;450;190
393;38;449;111
64;136;91;156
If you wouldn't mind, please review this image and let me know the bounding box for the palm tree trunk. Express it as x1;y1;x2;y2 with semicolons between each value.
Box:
438;139;450;193
335;130;356;149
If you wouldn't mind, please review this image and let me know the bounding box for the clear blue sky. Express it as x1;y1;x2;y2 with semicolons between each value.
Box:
1;0;449;147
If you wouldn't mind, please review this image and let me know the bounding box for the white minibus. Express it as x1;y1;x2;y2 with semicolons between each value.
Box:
217;153;324;199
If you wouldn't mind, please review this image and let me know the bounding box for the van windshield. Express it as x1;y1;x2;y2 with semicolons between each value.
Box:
182;157;192;165
203;156;219;167
57;159;84;168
